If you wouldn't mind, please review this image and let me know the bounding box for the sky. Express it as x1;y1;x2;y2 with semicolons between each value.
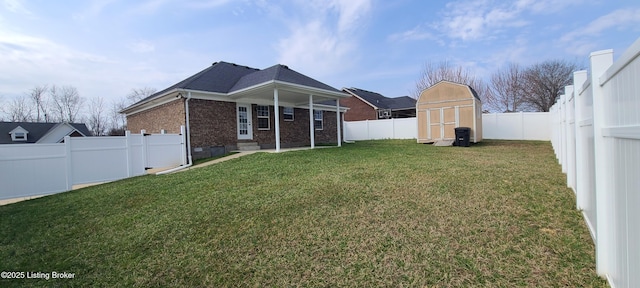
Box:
1;0;639;109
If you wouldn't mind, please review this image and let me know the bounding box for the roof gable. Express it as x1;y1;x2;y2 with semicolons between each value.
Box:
0;122;91;144
230;64;341;93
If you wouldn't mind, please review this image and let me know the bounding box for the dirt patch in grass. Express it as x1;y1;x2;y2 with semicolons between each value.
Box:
0;140;606;287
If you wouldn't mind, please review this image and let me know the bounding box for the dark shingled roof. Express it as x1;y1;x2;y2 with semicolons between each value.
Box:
344;87;416;110
131;61;341;108
0;122;91;144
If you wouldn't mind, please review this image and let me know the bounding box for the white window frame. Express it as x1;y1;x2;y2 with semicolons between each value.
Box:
12;132;27;141
283;107;294;121
257;105;270;130
314;110;323;130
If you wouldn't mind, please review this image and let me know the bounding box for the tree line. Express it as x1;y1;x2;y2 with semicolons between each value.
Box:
412;59;579;112
0;86;156;136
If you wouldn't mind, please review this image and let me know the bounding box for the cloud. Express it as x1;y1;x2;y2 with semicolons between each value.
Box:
276;0;372;78
2;0;31;15
559;8;640;56
72;0;119;21
0;29;113;98
515;0;584;14
127;40;155;53
436;0;530;41
561;8;640;42
388;25;435;42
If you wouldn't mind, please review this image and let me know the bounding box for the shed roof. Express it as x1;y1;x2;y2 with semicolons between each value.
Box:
421;80;481;101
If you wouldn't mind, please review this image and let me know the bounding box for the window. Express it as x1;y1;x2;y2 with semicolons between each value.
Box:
13;132;26;141
257;105;270;130
10;127;28;141
283;107;294;121
314;110;323;130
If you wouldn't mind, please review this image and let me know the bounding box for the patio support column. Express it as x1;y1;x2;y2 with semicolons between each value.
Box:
309;94;315;149
336;99;341;147
274;88;281;152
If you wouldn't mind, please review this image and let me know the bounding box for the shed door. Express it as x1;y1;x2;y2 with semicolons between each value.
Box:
442;107;456;140
429;107;457;140
428;108;441;140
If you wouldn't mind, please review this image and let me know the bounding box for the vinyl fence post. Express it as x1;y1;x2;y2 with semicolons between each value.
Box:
64;136;73;191
590;49;614;278
141;130;148;169
125;130;133;177
573;71;588;210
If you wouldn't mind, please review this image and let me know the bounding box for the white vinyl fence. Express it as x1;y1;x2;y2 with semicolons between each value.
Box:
0;127;186;200
482;112;551;140
551;38;640;288
344;113;551;141
343;118;417;140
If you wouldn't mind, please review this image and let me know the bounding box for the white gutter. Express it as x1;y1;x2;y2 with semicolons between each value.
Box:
156;91;193;175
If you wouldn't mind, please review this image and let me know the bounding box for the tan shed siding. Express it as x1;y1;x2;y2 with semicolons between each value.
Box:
126;99;185;134
342;95;377;121
416;81;482;143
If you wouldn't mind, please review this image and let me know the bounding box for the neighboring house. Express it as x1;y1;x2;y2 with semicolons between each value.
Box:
341;87;416;121
0;122;92;144
121;61;349;160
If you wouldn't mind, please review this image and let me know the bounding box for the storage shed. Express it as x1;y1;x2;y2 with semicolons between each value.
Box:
416;81;482;144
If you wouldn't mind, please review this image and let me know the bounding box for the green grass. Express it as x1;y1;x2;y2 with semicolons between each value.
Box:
0;140;606;287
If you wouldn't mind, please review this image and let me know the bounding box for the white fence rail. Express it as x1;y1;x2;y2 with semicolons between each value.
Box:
344;118;417;140
551;38;640;288
344;113;551;141
0;127;186;200
482;112;551;140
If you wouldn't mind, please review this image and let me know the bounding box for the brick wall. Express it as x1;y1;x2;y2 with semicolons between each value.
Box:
128;99;344;159
341;95;377;121
188;99;237;156
126;99;185;134
252;105;342;148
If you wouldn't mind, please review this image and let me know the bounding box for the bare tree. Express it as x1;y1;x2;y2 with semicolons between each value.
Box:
105;87;157;135
522;60;578;112
487;63;528;112
50;85;85;122
127;87;156;104
29;85;49;122
108;97;129;136
6;95;33;122
87;97;108;136
412;60;490;102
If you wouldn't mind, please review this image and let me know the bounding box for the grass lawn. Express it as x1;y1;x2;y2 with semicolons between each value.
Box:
0;140;606;287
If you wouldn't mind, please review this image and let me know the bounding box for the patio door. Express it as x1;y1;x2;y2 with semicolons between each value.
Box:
237;103;253;140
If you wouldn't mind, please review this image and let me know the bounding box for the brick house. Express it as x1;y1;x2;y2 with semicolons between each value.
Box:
121;61;349;160
341;87;416;121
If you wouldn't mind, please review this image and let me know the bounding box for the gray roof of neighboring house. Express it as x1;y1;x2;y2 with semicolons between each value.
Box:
132;61;342;107
0;122;91;144
343;87;416;110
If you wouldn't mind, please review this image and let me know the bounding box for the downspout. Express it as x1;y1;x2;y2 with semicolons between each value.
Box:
156;91;193;175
